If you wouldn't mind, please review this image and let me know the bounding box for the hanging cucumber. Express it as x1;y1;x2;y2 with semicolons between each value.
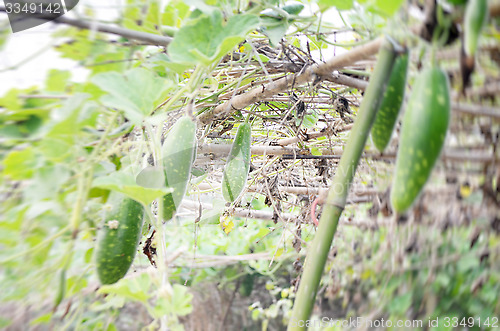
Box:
95;193;144;285
464;0;488;57
371;51;409;152
222;122;251;203
53;269;66;308
161;116;197;220
391;67;450;213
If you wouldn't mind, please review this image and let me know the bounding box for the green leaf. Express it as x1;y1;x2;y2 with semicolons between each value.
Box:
259;17;288;46
91;68;171;125
89;51;129;74
45;94;93;139
0;115;43;139
162;0;190;27
300;112;318;128
374;0;404;16
168;11;259;66
135;166;165;189
46;69;71;92
55;29;106;62
2;147;39;180
0;317;11;328
30;313;52;326
148;53;192;75
97;273;151;303
318;0;353;11
0;27;9;51
311;147;322;156
151;284;193;318
387;292;412;315
23;164;71;201
122;2;162;34
0;86;38;110
282;3;305;15
92;171;172;205
457;255;479;272
38;137;73;162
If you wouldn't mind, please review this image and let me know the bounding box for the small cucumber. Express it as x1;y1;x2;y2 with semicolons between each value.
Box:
54;269;66;308
161;116;197;220
222;122;251;203
391;67;450;213
371;52;409;152
95;193;144;285
464;0;488;57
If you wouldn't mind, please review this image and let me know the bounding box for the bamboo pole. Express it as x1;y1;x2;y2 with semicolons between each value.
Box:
287;37;398;329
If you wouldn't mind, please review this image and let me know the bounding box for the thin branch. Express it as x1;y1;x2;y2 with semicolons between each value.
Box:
327;74;500;119
18;94;69;99
179;198;374;224
452;102;500;119
0;7;172;46
277;124;352;146
198;144;497;163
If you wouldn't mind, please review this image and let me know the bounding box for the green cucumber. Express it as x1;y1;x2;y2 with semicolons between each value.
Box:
464;0;488;57
391;67;450;213
222;122;251;203
161;116;197;220
95;193;144;285
54;269;66;307
371;52;409;152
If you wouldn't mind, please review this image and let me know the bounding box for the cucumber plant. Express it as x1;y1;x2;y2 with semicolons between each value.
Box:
222;121;252;203
391;66;451;213
95;192;144;285
371;51;409;152
161;116;197;220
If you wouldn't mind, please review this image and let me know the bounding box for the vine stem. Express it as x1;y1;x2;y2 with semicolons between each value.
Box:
0;225;71;263
287;36;398;330
69;111;119;238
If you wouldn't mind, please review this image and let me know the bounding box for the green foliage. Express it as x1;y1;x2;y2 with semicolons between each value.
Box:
91;68;172;125
168;11;259;65
1;0;499;329
318;0;353;11
93;171;171;206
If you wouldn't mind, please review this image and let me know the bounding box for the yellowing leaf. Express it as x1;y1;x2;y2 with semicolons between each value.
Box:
220;217;234;234
460;183;472;198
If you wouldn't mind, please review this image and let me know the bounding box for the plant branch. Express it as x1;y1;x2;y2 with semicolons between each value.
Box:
197;144;496;163
0;7;172;46
198;37;383;124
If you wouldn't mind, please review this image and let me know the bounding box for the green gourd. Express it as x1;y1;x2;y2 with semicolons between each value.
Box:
464;0;488;57
95;193;144;284
161;116;197;220
391;67;450;213
222;122;251;203
371;52;409;152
